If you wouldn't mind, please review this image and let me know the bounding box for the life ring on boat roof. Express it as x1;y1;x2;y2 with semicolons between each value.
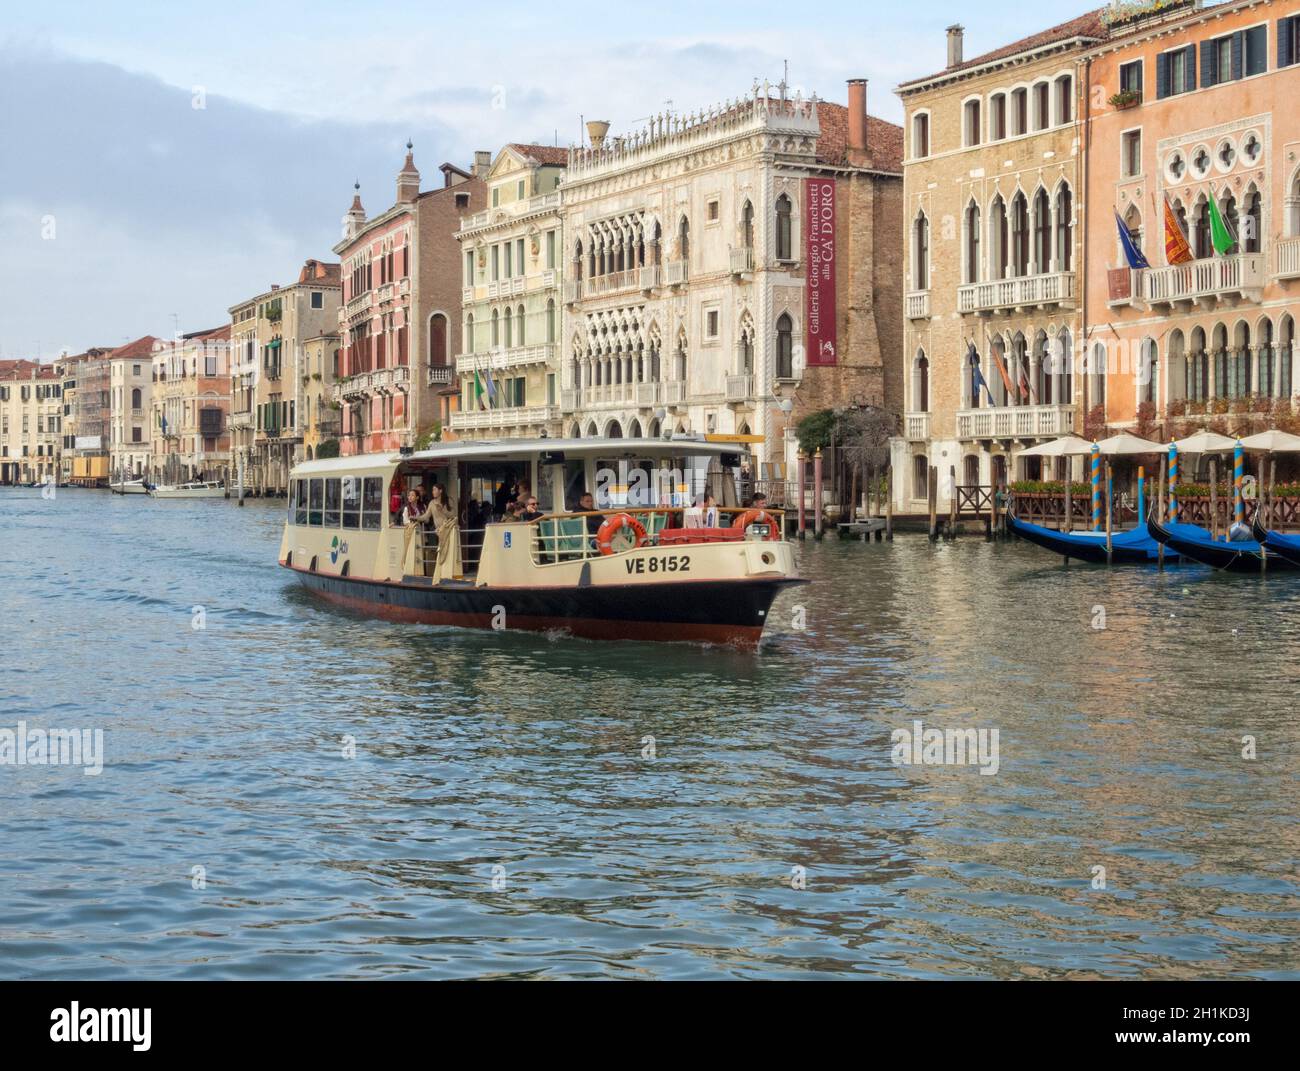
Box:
595;513;648;555
732;509;780;541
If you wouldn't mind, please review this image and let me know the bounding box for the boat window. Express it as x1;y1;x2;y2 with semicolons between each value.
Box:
324;478;341;527
293;479;307;526
362;476;383;530
308;478;324;526
341;476;360;529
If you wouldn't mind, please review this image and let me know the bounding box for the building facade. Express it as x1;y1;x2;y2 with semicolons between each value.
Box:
452;144;567;440
108;336;159;483
68;350;111;485
0;360;62;485
228;260;340;493
893;16;1102;511
301;332;342;459
334;147;486;455
149;325;233;484
559;84;903;478
1084;0;1299;447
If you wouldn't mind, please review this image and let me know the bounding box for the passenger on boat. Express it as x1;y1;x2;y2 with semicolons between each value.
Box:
404;485;462;581
519;496;543;523
702;493;719;528
749;492;768;511
575;492;603;536
493;476;518;520
683;497;705;528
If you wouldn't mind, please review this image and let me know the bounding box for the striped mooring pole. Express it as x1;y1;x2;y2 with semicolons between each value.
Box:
1137;465;1145;522
1091;443;1102;532
1234;440;1244;526
1168;442;1179;523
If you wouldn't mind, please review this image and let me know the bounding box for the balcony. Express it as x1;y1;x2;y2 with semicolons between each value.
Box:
450;404;560;432
461;286;474;303
427;365;453;386
725;374;753;403
1144;254;1265;308
635;382;661;409
344;292;371;319
562;280;580;305
904;412;931;441
561;388;579;412
663;260;688;287
639;265;660;290
729;247;755;274
1106;267;1143;309
377;282;395;303
956;404;1075;441
1277;237;1300;281
664;381;688;406
906;290;931;320
958;271;1075;314
456;344;556;375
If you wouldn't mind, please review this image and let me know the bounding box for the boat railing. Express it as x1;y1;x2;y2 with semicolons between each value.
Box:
523;506;786;564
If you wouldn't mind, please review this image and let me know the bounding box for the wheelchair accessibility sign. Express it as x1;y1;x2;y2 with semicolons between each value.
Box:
504;530;512;549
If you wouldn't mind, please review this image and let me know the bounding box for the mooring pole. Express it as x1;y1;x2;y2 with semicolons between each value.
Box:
928;466;938;542
885;468;894;541
813;448;824;541
796;450;806;540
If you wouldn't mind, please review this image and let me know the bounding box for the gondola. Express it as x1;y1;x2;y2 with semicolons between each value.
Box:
1148;514;1298;574
1007;513;1179;564
1250;515;1300;569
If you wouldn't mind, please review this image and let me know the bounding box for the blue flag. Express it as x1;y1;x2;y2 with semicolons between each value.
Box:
1114;209;1150;270
968;344;996;407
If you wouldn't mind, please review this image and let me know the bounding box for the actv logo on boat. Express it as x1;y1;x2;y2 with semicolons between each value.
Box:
890;720;1000;776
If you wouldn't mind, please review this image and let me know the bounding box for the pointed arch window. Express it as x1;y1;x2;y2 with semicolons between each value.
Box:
965;202;981;283
678;216;690;263
1033;189;1052;273
741;201;754;249
1055;185;1073;271
913;351;929;412
775;195;793;260
913;212;930;290
776;314;794;379
1010;193;1030;276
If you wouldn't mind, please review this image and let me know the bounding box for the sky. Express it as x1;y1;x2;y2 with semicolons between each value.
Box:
0;0;1103;356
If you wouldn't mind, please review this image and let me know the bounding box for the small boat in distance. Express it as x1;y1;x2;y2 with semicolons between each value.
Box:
110;479;150;495
279;436;806;648
1007;513;1178;565
149;480;226;499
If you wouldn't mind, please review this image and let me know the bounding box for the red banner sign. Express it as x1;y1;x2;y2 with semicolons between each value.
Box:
804;178;837;367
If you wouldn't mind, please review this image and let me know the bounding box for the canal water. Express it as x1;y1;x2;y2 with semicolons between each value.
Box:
1;489;1296;980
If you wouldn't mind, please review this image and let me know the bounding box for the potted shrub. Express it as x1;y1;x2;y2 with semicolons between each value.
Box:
1109;89;1141;111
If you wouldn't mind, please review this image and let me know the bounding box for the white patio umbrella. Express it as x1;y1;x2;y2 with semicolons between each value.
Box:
1095;432;1166;456
1016;435;1095;458
1238;429;1300;453
1172;429;1237;454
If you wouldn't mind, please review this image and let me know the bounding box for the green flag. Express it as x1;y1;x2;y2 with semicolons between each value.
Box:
473;368;485;410
1207;189;1236;256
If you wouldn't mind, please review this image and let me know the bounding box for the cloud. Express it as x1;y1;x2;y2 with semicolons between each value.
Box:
0;45;457;353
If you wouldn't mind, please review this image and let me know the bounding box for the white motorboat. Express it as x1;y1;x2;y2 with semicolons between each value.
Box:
110;479;150;495
149;480;227;499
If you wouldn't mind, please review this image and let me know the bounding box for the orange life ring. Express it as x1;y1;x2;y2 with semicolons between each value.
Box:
596;513;648;555
732;509;780;541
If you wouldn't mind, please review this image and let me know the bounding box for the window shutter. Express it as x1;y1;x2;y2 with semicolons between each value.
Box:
1281;17;1296;69
1231;30;1244;81
1201;40;1217;87
1157;51;1171;98
1184;44;1198;89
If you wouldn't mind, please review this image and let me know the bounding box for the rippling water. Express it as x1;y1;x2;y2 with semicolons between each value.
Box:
1;488;1296;979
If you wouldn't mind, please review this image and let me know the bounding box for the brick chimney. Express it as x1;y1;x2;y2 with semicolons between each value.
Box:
473;150;491;179
947;25;965;69
397;141;420;203
846;79;871;167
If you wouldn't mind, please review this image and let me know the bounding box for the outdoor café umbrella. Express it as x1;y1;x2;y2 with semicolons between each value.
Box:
1017;435;1095;458
1172;429;1237;454
1095;432;1165;456
1238;429;1300;453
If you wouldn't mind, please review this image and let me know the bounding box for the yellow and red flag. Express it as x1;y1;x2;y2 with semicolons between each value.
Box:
1163;196;1194;265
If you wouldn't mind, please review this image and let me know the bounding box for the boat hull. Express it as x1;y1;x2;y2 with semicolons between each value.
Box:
1008;514;1174;564
1149;517;1298;573
286;564;806;647
149;486;226;499
1253;520;1300;569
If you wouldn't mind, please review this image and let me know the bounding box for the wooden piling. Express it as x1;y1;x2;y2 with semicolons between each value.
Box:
927;466;938;542
885;468;894;541
1209;458;1218;540
948;465;958;539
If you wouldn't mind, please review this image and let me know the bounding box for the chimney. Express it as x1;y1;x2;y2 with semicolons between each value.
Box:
397;141;420;203
947;24;965;69
586;120;611;150
473;151;491;179
846;79;871;167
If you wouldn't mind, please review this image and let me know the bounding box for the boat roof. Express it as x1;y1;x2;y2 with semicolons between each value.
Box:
291;436;751;477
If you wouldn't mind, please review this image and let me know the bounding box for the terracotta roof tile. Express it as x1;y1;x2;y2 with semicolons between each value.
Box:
899;9;1108;90
814;102;904;172
109;335;160;360
507;143;569;167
